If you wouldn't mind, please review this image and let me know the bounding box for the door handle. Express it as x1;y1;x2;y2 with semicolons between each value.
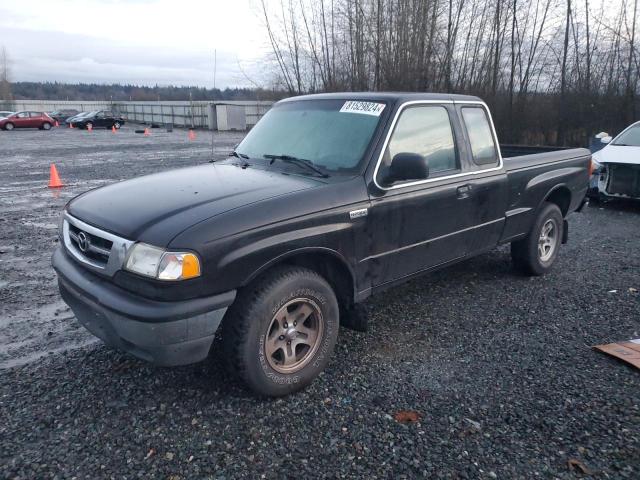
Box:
456;184;472;199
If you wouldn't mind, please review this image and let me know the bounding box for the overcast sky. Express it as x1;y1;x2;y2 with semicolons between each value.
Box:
0;0;271;88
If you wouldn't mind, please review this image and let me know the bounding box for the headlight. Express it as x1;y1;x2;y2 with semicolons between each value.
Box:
125;242;201;280
591;157;603;172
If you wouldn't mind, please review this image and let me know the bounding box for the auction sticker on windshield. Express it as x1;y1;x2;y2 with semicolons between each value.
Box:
340;101;386;116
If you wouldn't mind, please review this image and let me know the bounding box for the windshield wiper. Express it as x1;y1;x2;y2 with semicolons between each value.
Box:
230;150;249;159
263;154;329;178
211;150;249;164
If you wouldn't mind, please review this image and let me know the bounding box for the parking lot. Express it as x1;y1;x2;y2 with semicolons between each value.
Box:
1;126;639;479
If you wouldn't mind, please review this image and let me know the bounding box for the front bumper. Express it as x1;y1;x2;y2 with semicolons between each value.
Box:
590;164;640;200
52;246;236;366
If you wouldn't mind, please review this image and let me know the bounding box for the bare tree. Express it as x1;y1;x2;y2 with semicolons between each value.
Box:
557;0;572;145
626;0;638;122
258;0;640;146
0;46;12;105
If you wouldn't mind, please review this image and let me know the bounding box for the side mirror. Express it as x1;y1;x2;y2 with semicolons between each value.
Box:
388;152;429;183
600;136;612;144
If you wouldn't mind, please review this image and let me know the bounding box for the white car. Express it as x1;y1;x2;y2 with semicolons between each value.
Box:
0;110;14;119
590;122;640;200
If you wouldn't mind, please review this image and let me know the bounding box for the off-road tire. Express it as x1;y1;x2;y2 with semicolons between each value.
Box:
511;202;563;276
221;265;339;397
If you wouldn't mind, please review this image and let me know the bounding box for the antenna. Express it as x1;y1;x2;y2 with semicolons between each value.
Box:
213;49;217;91
211;50;217;162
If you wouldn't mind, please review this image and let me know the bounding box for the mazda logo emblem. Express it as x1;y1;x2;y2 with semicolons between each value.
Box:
77;231;90;253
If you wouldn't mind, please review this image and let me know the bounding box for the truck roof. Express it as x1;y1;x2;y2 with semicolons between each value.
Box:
279;92;483;104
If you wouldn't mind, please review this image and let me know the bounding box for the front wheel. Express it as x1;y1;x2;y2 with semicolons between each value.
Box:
511;202;563;276
42;122;52;130
4;122;14;131
221;266;339;396
113;121;121;129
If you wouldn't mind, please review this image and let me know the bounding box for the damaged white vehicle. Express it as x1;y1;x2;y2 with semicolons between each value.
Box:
589;122;640;201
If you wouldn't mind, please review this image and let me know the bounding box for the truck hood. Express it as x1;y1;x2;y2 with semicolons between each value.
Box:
593;145;640;165
68;163;323;245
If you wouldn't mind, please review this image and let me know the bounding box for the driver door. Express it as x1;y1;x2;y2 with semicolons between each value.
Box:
94;111;106;127
365;103;477;287
14;112;30;128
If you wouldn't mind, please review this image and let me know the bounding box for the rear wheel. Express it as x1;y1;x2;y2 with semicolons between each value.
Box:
511;202;563;276
4;122;14;131
221;265;339;396
85;122;93;130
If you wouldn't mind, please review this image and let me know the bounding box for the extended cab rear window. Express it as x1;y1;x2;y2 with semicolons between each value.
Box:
461;107;499;166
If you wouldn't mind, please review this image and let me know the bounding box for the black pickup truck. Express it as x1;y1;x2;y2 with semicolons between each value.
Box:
52;93;591;396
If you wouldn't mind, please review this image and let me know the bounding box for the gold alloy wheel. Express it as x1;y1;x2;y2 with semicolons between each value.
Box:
264;298;324;374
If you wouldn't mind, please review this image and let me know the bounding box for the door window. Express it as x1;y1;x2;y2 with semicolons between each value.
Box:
378;105;458;185
461;107;499;166
17;112;29;118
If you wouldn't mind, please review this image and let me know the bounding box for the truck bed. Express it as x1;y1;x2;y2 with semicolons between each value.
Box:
501;146;589;172
497;146;591;244
500;144;572;158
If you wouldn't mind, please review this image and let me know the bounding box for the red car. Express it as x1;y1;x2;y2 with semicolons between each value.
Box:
0;111;55;131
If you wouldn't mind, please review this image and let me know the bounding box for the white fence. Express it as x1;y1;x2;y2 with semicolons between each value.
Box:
113;102;211;128
3;100;273;130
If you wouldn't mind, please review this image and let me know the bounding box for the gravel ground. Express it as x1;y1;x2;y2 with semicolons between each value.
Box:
1;126;639;479
0;125;243;368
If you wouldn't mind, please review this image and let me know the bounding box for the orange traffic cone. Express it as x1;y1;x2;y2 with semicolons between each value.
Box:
188;129;196;141
48;164;64;188
143;128;150;136
69;123;74;129
87;123;93;132
112;125;117;134
54;120;59;127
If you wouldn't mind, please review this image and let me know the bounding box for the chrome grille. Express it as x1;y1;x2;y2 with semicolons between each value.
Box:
62;213;134;276
68;222;113;265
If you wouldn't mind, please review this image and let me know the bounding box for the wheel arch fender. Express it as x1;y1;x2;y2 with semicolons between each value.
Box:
242;247;358;306
539;184;572;217
502;177;574;244
524;166;579;217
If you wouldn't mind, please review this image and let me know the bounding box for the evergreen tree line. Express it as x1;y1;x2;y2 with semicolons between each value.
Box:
6;81;284;103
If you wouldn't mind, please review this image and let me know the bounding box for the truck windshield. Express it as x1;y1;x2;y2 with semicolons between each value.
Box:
235;99;386;174
613;125;640;146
